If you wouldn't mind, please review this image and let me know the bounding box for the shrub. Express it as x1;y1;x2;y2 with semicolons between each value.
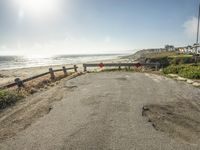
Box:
170;57;194;65
0;90;24;109
179;66;200;79
163;64;200;79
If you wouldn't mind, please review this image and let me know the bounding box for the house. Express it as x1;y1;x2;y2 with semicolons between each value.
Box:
186;45;193;53
193;43;200;54
176;47;185;53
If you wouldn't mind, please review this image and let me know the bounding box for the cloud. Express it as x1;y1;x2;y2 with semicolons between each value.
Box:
183;17;198;38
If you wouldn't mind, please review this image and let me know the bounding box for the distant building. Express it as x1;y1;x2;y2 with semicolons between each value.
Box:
185;45;193;53
176;47;185;53
193;43;200;54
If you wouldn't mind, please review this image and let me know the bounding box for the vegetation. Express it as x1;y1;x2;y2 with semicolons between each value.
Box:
143;52;194;66
169;54;193;58
0;90;24;109
163;64;200;79
0;71;75;110
126;51;199;79
144;51;177;58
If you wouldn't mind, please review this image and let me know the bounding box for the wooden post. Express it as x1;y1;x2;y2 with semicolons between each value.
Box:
128;66;131;70
74;65;77;72
84;65;87;72
14;78;24;88
155;64;158;71
62;66;67;76
49;68;55;80
118;65;121;70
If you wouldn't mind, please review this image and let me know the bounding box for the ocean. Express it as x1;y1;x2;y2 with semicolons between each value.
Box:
0;54;123;70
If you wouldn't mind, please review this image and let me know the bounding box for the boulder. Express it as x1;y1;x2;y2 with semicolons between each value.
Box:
193;82;200;87
186;79;194;84
177;77;187;81
168;74;179;78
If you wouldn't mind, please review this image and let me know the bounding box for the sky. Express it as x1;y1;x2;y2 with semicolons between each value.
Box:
0;0;200;55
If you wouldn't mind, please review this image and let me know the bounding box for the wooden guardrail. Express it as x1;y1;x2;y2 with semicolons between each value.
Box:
0;65;78;89
83;62;160;72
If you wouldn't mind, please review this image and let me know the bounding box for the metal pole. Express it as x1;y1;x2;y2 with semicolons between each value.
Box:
197;4;200;43
196;3;200;52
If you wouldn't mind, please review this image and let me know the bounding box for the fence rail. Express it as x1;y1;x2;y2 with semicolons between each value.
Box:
0;65;78;89
83;62;160;72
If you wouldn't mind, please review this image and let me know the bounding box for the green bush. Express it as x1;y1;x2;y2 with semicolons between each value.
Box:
0;90;23;109
179;66;200;79
144;52;194;66
163;65;186;74
163;65;200;79
170;57;194;65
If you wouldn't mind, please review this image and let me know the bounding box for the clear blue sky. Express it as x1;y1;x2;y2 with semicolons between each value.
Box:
0;0;199;55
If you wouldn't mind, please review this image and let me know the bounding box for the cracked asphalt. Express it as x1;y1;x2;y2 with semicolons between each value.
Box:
1;72;200;150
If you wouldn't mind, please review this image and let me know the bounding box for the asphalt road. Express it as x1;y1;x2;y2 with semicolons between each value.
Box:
1;72;200;150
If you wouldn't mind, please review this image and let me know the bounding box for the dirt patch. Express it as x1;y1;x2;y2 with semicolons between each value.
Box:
81;96;102;106
142;99;200;143
0;73;82;143
115;77;128;81
0;86;64;142
0;74;8;78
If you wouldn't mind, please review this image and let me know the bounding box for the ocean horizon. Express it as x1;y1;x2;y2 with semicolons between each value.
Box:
0;54;125;70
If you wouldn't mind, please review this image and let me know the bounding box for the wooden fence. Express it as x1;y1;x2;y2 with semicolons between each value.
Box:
0;65;78;89
83;62;160;72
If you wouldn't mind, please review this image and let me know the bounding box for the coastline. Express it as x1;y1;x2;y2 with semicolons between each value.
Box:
0;57;132;85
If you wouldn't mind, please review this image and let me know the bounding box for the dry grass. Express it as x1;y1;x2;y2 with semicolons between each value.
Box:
21;71;73;95
0;71;75;110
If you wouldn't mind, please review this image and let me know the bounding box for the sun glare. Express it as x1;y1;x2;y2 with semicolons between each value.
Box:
15;0;58;18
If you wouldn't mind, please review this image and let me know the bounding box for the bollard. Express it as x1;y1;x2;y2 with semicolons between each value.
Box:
62;66;67;76
14;78;24;88
74;65;77;72
49;68;55;80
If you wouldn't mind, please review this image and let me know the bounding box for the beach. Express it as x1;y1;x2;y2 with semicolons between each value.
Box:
0;57;131;85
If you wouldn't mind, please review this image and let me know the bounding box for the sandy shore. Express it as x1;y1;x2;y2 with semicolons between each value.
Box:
0;58;131;85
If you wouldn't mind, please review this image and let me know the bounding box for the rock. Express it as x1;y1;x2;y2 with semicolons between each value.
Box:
48;106;53;112
143;106;149;111
177;77;187;81
192;82;200;87
50;83;55;87
186;79;194;84
168;74;179;78
30;88;38;94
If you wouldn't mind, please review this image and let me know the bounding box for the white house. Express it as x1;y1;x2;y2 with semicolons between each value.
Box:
177;47;185;53
193;43;200;54
186;45;193;53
